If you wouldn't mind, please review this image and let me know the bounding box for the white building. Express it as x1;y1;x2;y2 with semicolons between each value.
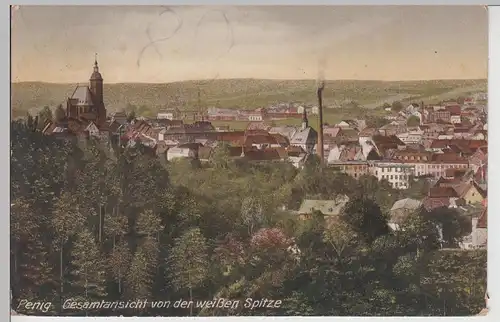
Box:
157;109;177;120
460;208;487;250
166;147;196;161
450;115;462;124
371;162;414;189
396;130;423;145
248;114;263;121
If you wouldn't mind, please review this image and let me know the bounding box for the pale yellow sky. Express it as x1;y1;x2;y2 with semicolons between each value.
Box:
11;5;488;83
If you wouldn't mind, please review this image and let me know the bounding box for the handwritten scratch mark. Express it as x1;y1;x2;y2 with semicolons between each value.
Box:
137;6;183;68
194;9;235;62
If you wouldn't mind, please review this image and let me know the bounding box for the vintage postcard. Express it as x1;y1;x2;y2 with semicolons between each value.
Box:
10;5;488;317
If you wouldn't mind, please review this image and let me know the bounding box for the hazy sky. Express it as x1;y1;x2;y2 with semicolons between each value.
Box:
11;5;488;83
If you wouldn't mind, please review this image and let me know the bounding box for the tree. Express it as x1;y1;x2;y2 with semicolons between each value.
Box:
391;101;404;112
127;110;136;123
37;106;53;126
407;115;421;127
136;209;164;238
425;207;471;248
340;196;389;244
125;247;155;300
54;104;66;123
108;240;131;295
366;116;389;129
398;208;441;255
241;197;265;235
168;228;209;316
210;142;232;169
70;228;107;314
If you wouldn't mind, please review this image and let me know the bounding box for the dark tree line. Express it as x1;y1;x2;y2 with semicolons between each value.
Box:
10;118;486;316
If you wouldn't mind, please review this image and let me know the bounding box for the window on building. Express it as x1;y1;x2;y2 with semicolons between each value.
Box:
390;175;393;180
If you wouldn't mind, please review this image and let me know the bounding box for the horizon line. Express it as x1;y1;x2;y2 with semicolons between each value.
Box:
11;77;488;85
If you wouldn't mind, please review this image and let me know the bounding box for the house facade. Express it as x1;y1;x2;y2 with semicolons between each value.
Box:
371;162;414;189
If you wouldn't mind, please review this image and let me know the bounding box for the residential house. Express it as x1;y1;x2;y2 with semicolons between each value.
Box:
446;105;462;124
455;181;486;205
289;111;317;153
461;206;487;250
268;126;298;140
388;198;422;230
369;135;406;158
243;133;283;149
391;150;469;178
327;142;380;178
358;128;380;141
474;207;487;248
422;187;459;211
287;150;309;168
296;195;350;226
396;129;423;145
371;162;414;189
207;108;238;121
110;111;128;124
379;122;407;136
468;146;488;173
166;146;198;161
324;126;342;138
334;120;354;128
334;119;366;131
247;109;265;121
157;108;179;120
423;108;451;124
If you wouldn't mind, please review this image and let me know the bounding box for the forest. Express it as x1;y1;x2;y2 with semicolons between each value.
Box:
10;118;486;316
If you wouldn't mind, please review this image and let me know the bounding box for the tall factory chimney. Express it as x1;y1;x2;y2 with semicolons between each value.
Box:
316;81;325;164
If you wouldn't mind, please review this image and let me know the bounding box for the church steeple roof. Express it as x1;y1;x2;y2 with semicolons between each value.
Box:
90;53;103;81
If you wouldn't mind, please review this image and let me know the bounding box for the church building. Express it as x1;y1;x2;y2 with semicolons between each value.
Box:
42;57;111;138
66;57;107;126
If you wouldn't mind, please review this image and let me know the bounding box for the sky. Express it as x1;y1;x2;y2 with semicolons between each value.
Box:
11;5;488;83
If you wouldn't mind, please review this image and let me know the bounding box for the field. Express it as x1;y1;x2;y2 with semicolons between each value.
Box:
11;78;487;119
210;107;387;131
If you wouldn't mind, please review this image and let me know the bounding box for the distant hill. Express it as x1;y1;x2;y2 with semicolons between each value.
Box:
11;78;487;117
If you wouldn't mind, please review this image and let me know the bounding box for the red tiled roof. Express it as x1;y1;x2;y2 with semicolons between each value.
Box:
445;105;461;115
429;187;458;198
445;168;467;178
244;134;278;146
432;153;468;163
244;148;283;161
270;133;289;145
423;197;450;211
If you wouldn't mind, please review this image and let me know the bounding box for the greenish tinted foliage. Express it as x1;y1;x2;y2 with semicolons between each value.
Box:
10;119;486;316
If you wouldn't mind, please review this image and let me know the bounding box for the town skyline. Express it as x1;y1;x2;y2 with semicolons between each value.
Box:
11;5;487;83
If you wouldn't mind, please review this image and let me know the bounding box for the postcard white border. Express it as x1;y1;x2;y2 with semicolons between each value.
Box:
7;2;499;322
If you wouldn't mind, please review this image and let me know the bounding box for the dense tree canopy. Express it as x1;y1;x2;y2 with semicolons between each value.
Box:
10;119;486;316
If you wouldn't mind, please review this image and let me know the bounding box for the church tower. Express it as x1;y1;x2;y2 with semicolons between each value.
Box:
89;54;106;124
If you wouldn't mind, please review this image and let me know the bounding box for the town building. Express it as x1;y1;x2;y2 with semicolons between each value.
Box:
66;58;107;126
289;109;317;153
